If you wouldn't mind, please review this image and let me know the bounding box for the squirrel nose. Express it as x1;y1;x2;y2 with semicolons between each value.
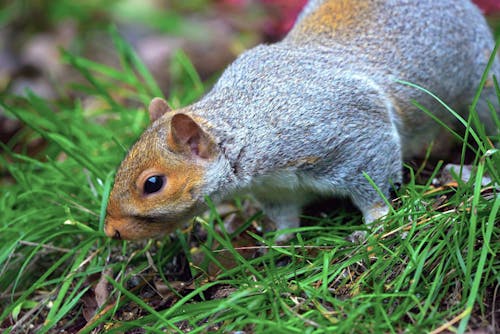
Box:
104;221;122;240
111;229;121;240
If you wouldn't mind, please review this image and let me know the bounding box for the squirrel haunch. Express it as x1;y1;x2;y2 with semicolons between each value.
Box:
105;0;500;241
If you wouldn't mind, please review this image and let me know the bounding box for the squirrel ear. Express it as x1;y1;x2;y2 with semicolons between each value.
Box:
148;97;171;122
170;113;214;159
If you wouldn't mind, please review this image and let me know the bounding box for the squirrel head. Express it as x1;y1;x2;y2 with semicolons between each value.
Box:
104;98;218;240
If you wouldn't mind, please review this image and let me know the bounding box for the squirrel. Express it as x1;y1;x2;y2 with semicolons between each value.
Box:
104;0;500;241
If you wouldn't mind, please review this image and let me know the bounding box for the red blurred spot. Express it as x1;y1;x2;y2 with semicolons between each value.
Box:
473;0;500;15
260;0;308;38
217;0;500;38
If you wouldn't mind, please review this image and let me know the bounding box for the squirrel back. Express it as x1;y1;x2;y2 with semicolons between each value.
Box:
287;0;500;155
105;0;500;240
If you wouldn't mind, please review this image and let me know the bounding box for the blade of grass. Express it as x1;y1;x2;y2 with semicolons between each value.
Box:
43;240;95;330
109;25;164;101
457;160;499;333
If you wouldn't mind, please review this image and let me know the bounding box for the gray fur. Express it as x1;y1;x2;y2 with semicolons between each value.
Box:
183;0;500;234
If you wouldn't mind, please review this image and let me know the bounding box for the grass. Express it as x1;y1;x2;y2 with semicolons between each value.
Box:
1;29;500;334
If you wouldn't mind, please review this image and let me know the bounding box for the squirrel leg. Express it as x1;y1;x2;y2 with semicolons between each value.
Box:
351;175;400;226
348;136;403;233
263;202;301;243
346;189;394;243
253;196;304;243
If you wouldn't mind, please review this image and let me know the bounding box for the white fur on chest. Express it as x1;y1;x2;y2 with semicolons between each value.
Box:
248;169;346;203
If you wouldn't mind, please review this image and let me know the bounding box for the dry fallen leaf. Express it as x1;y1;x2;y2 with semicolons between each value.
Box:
95;268;113;308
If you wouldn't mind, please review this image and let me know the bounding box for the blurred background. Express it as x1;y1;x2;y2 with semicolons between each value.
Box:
1;0;499;154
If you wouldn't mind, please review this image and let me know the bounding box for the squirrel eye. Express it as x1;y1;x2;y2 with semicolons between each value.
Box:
143;175;165;195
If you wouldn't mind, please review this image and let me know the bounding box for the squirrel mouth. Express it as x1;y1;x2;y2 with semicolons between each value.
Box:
104;215;174;240
110;228;121;240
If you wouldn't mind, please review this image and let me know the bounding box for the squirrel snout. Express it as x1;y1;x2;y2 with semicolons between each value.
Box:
104;214;172;240
104;218;123;239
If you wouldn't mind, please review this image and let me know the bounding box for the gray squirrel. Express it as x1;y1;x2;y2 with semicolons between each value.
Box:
104;0;499;240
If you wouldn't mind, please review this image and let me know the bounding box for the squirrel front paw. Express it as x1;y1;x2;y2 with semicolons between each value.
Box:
363;203;390;225
346;202;389;243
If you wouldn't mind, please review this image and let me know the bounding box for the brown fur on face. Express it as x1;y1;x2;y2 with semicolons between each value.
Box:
104;107;215;240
